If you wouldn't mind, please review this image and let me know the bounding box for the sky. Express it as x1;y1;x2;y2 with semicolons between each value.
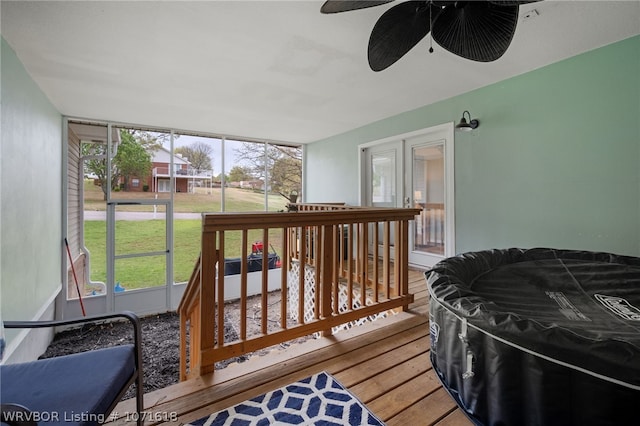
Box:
161;134;251;175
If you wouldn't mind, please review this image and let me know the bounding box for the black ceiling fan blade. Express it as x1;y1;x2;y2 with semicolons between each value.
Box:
368;1;434;71
320;1;394;14
431;1;520;62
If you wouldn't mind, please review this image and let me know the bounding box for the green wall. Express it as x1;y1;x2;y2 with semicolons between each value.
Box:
306;35;640;257
1;37;63;354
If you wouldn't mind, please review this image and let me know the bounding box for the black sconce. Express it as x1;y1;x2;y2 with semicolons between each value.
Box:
455;111;479;131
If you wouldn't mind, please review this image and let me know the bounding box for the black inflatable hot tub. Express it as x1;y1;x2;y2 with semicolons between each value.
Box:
425;248;640;426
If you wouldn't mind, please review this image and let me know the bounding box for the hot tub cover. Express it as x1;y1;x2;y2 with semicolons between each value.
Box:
426;248;640;425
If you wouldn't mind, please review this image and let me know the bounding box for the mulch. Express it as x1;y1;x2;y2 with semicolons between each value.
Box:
39;312;247;400
40;292;314;401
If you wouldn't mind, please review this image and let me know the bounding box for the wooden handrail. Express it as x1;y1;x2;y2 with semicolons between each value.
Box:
178;204;421;380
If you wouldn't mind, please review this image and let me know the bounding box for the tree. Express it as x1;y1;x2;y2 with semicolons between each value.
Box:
234;142;302;200
129;130;165;152
83;144;118;200
228;165;253;183
115;132;153;191
270;153;302;200
175;142;213;173
83;129;157;199
214;172;229;183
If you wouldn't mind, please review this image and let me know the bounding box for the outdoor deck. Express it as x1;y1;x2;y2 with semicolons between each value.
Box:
111;268;471;425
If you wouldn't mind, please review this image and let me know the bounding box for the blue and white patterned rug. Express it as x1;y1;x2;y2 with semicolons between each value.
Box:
186;371;385;426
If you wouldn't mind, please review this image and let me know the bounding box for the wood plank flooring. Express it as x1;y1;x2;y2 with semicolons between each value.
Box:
111;269;471;425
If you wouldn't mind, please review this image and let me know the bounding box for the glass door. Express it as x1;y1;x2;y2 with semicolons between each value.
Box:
363;141;403;262
107;199;172;313
405;135;448;267
404;124;455;267
362;124;454;269
366;141;403;208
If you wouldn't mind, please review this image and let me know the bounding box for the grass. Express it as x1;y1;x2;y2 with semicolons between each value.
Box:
84;181;288;212
85;220;202;288
83;181;287;289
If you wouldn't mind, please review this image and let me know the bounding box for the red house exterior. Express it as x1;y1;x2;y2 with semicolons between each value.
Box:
125;147;212;193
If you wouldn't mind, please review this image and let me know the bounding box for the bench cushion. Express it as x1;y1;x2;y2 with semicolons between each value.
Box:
1;345;135;426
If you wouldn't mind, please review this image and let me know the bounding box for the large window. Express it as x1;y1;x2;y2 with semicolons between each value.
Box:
67;119;302;305
168;135;302;283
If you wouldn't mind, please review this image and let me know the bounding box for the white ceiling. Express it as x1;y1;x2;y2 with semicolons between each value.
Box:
2;1;639;144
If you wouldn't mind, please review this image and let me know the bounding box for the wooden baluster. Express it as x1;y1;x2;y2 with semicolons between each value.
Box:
400;219;410;309
332;224;340;314
313;226;321;320
190;306;200;379
383;222;390;299
337;223;345;280
240;230;248;341
372;222;379;303
281;227;289;329
360;222;367;308
298;227;306;324
320;224;333;337
354;223;361;287
261;228;269;335
393;221;401;298
217;232;226;351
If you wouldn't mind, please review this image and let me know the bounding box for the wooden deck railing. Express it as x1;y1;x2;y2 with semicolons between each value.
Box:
178;205;421;380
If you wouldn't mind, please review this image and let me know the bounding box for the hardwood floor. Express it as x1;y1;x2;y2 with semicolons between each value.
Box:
111;269;471;425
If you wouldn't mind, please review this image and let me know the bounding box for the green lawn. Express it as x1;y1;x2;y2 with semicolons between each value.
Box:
85;220;202;289
84;180;288;212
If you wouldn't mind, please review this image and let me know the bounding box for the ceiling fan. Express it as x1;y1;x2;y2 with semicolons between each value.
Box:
320;1;541;71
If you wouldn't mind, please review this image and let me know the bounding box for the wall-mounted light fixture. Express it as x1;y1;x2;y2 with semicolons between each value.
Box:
455;111;479;131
